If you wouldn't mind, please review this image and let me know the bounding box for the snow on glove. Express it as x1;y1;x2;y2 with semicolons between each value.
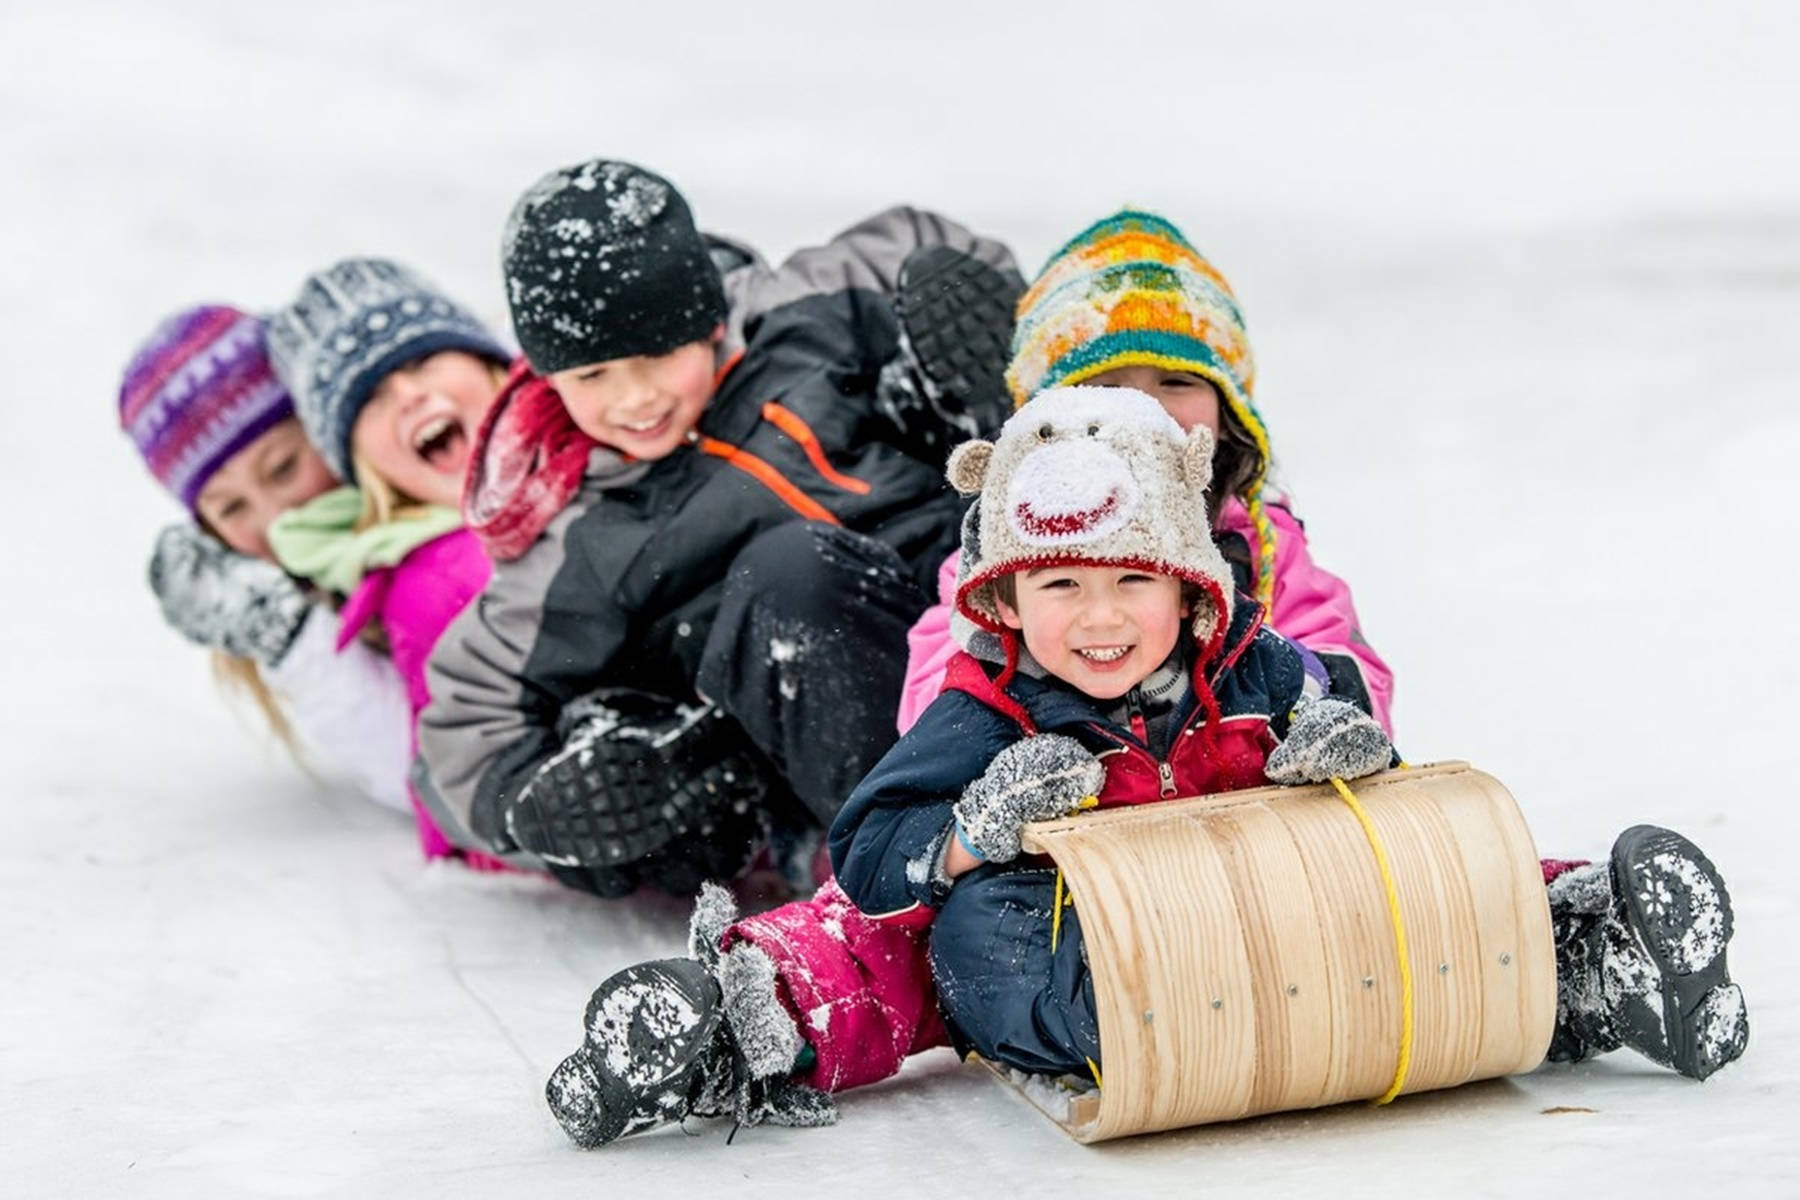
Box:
147;523;310;667
952;733;1104;864
1264;696;1394;786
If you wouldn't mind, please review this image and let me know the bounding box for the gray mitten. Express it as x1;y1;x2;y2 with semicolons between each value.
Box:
953;733;1104;863
147;523;311;667
1264;697;1393;785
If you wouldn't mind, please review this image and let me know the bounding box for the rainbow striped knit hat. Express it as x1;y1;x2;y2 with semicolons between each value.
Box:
1004;209;1276;609
120;305;296;511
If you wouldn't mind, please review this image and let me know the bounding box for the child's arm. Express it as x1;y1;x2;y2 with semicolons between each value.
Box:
1250;627;1395;785
262;606;414;815
416;544;632;857
895;550;961;733
827;691;1021;917
831;697;1104;915
1260;500;1396;734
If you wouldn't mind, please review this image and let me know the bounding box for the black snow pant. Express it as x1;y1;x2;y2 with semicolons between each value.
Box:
929;864;1102;1077
696;522;935;828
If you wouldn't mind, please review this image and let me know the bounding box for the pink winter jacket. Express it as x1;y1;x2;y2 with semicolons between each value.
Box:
896;495;1394;735
337;528;498;862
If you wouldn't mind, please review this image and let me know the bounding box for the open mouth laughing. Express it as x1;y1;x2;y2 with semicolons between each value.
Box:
411;413;469;472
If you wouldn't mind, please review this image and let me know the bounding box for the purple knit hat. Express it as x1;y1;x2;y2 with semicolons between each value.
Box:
119;305;297;510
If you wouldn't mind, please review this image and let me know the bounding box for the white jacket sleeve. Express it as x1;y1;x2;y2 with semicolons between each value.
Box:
261;605;415;815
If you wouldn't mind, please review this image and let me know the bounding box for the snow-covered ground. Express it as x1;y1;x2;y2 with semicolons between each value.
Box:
3;2;1797;1195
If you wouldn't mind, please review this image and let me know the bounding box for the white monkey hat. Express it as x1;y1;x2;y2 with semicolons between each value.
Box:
946;386;1236;678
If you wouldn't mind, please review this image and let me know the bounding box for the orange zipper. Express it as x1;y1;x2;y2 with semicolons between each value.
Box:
692;434;842;525
759;402;871;495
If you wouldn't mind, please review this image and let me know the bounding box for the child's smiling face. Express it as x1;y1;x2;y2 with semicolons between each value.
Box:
194;418;339;560
352;350;500;507
994;564;1189;701
549;332;720;461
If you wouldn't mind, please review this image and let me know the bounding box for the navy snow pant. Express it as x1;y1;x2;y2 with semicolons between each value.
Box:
697;522;933;828
929;864;1102;1077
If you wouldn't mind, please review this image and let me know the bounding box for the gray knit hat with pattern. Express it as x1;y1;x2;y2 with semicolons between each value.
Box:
265;258;511;481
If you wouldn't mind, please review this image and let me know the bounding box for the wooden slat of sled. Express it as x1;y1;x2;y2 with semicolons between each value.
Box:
1013;761;1555;1143
1443;769;1557;1077
1038;802;1260;1138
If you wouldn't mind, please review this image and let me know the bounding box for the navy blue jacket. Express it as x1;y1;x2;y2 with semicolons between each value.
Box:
829;598;1308;921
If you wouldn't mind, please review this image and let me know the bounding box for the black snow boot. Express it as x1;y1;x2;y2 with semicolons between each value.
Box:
547;958;737;1148
1603;825;1748;1079
505;690;771;893
877;245;1024;465
546;886;835;1148
1548;827;1748;1080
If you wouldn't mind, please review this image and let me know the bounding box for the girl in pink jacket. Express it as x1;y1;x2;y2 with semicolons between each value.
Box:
260;258;520;868
898;210;1392;735
546;210;1406;1143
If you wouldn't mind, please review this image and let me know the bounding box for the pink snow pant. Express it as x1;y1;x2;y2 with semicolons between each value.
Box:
722;877;947;1093
732;860;1586;1094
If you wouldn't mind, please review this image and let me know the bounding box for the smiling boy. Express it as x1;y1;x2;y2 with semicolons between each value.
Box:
418;159;1021;893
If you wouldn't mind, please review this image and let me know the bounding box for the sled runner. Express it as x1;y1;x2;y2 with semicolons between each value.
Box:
995;761;1555;1143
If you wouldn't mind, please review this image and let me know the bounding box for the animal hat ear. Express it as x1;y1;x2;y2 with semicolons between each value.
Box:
1182;425;1216;488
946;440;995;496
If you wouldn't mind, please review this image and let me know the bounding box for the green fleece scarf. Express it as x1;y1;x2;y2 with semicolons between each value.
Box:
268;486;462;594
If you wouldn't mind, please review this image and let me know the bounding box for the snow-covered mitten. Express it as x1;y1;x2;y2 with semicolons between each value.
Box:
147;523;310;667
505;690;771;887
953;734;1105;864
1264;697;1393;786
875;246;1023;464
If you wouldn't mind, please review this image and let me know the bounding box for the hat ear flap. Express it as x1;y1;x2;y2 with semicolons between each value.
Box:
946;440;995;496
1182;425;1216;489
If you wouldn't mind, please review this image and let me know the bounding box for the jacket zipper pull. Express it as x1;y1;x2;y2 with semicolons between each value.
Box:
1158;761;1176;798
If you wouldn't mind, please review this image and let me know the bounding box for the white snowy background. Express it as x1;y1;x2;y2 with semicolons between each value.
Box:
3;0;1797;1194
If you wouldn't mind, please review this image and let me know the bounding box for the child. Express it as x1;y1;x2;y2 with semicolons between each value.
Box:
544;391;1746;1146
418;158;1021;895
260;259;521;867
896;209;1394;735
541;207;1411;1141
123;304;415;816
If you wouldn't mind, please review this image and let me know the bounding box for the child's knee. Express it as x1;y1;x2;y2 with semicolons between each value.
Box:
929;868;1098;1074
725;523;911;618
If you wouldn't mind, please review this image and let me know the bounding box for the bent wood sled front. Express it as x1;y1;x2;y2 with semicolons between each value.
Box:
988;761;1555;1143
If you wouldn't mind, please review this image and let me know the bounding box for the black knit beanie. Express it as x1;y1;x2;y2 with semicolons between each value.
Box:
501;159;727;374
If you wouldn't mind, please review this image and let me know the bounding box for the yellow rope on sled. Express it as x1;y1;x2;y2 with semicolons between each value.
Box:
1329;775;1415;1106
1051;869;1067;952
1048;797;1098;955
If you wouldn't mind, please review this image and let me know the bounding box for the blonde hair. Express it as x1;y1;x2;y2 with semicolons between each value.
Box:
211;649;303;757
350;451;437;532
201;458;435;759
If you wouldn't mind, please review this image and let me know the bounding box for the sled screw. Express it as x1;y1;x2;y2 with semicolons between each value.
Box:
1143;1010;1154;1024
1286;984;1299;997
1362;977;1375;989
1211;998;1223;1010
1438;962;1450;975
1500;952;1512;966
